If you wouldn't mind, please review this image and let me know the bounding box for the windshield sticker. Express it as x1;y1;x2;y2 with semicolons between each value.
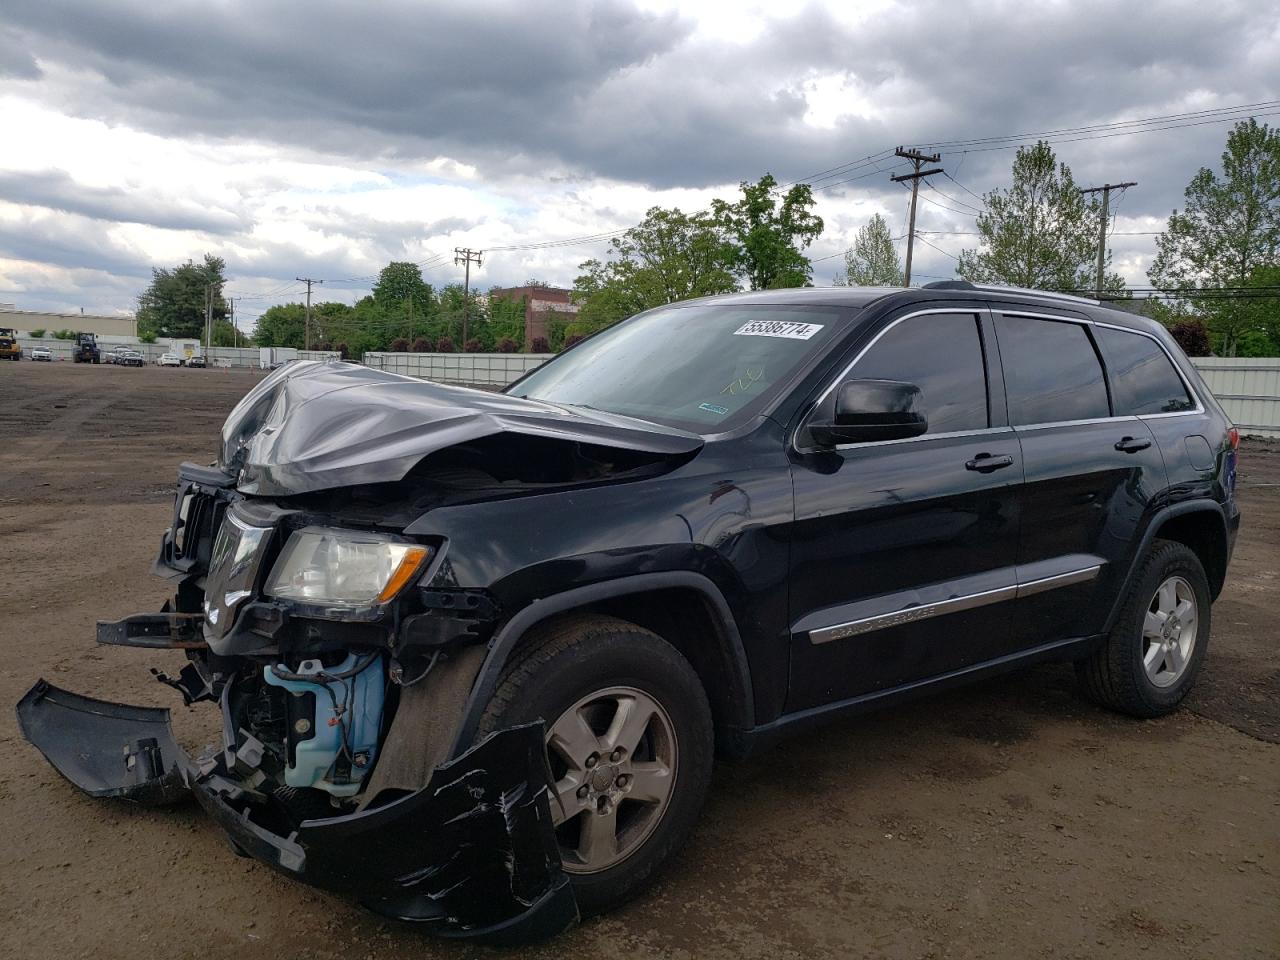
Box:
698;402;730;416
733;320;824;340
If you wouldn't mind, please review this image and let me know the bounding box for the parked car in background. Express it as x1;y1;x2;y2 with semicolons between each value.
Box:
187;355;206;368
30;345;52;362
17;281;1240;942
157;353;182;367
106;346;144;366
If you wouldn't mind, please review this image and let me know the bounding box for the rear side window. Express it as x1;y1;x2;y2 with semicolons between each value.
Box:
1095;327;1194;415
996;315;1109;426
844;312;989;435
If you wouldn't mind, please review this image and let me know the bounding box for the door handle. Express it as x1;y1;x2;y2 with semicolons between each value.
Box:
965;453;1015;472
1114;436;1152;453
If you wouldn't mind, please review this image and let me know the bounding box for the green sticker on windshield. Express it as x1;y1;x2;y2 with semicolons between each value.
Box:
699;402;730;415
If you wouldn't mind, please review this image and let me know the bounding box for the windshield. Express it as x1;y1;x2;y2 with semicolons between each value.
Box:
509;303;849;431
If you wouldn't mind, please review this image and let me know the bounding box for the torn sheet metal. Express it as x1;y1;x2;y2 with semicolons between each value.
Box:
16;679;576;942
16;680;189;806
219;360;703;496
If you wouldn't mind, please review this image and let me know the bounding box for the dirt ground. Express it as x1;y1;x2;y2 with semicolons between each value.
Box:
0;361;1276;960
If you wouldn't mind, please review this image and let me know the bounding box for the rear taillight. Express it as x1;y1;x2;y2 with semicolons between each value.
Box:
1228;427;1240;451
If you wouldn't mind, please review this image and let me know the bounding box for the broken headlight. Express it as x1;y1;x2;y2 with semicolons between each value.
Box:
265;527;432;614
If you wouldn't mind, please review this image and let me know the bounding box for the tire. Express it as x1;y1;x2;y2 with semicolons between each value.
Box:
1076;539;1212;718
477;615;714;916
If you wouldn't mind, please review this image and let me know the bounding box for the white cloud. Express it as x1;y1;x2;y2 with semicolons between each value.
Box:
1;0;1277;314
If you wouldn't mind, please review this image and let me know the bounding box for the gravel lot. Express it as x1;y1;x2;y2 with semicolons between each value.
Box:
1;362;1276;959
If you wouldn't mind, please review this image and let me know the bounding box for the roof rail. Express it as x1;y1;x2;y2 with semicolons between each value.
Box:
922;280;1098;306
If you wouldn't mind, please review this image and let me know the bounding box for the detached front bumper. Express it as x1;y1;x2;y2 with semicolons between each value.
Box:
16;680;577;944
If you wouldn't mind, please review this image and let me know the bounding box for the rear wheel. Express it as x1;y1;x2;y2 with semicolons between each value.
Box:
1076;539;1211;717
477;615;713;915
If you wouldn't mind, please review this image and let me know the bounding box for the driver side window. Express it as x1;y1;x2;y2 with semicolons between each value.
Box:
810;312;990;439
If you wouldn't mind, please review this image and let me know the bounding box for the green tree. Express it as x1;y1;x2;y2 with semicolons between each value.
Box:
1149;119;1280;356
573;206;739;328
210;319;239;347
711;174;822;289
487;288;528;347
253;303;307;348
957;141;1122;293
136;254;228;340
835;213;904;286
28;328;45;337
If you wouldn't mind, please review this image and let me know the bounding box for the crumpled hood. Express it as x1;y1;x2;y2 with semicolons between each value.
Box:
220;360;704;496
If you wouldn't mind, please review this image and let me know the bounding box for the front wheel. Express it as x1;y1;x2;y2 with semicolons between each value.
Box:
1076;539;1211;718
477;615;713;916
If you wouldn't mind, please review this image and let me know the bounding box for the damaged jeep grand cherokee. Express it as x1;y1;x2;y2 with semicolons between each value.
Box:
18;283;1240;942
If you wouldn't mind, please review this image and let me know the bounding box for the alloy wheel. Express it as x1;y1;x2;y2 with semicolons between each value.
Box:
1142;575;1199;688
544;685;678;874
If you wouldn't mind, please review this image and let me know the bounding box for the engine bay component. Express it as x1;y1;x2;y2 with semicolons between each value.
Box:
262;652;386;796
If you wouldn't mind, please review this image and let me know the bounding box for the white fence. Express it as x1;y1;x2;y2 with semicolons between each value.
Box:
15;338;338;368
363;351;551;386
1191;358;1280;438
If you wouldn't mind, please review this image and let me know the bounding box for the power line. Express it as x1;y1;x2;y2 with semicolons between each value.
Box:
912;233;960;261
941;170;987;204
912;189;978;218
796;98;1280;199
924;180;983;214
810;160;912;193
917;99;1280;151
782;147;899;189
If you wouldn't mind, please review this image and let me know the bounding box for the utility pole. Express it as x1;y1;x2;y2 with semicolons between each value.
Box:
454;248;483;344
1078;182;1136;297
228;297;239;350
204;283;213;363
890;147;943;287
296;277;322;351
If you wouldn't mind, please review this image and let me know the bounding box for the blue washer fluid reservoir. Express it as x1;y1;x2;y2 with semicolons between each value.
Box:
262;652;385;797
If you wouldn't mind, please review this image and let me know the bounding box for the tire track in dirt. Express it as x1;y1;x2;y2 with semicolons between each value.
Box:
0;375;137;487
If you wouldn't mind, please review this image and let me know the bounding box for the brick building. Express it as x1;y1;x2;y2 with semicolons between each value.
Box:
489;285;580;350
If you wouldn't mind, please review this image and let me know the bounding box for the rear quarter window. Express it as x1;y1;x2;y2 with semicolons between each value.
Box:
1095;326;1195;415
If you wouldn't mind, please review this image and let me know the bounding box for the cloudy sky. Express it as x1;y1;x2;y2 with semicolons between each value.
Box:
2;0;1278;331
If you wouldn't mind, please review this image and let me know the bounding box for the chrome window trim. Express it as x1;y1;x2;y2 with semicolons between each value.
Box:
1013;415;1140;433
794;307;989;452
807;564;1101;644
793;303;1207;454
999;311;1205;421
832;425;1012;451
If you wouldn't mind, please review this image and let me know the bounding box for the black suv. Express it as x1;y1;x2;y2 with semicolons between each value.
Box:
18;282;1239;942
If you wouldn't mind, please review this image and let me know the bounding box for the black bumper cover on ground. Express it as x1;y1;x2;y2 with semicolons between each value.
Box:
16;679;577;943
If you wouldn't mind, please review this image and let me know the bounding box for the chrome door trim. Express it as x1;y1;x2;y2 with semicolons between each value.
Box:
806;563;1102;644
1015;564;1102;597
809;584;1018;644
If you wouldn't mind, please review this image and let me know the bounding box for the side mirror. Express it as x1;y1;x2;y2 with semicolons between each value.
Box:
810;379;928;446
